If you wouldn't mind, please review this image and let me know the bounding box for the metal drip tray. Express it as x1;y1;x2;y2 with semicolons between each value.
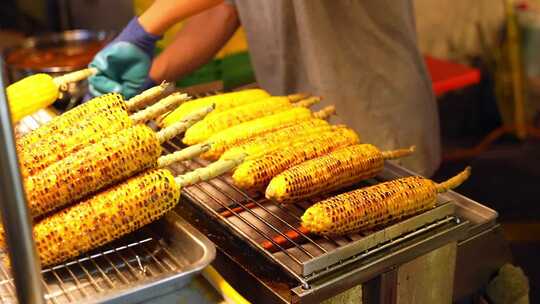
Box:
0;213;215;303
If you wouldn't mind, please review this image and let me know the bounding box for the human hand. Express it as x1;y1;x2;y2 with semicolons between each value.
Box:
88;17;160;98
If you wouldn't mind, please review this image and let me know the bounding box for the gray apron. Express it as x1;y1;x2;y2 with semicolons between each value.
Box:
232;0;441;176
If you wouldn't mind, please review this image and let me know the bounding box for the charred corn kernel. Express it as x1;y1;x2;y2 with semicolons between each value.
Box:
16;93;126;150
202;107;319;160
183;96;305;145
6;68;96;123
18;101;132;178
161;89;270;127
25;125;162;218
266;144;415;202
220;119;332;161
301;167;471;236
232;126;359;189
27;156;244;267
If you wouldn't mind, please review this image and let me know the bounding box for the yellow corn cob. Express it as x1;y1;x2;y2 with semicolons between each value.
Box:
232;126;359;189
301;167;471;236
24;107;213;218
202;106;336;160
16;93;126;150
161;89;270;127
18;101;133;178
16;84;177;150
17;92;190;178
266;144;415;202
183;96;319;145
220;118;332;161
6;68;96;123
25;156;243;267
25;125;160;218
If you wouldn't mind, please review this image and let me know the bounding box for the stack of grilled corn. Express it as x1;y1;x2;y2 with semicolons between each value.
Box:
26;156;244;267
2;85;469;266
1;89;236;266
17;85;185;178
25;106;213;219
171;90;473;240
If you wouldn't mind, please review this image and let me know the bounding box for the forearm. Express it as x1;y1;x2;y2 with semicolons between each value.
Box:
149;3;240;82
138;0;224;35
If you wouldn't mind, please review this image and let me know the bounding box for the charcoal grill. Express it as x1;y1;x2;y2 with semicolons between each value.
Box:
162;137;475;303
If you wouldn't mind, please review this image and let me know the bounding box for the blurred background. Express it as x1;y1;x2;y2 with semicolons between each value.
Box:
2;0;540;302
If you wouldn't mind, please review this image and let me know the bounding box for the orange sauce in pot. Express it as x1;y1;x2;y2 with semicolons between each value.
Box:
6;40;105;70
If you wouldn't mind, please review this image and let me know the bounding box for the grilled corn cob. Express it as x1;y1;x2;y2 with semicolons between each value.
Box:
202;105;336;160
16;93;124;150
17;84;174;150
18;92;189;178
220;118;332;161
26;156;243;267
233;126;359;189
25;106;213;218
301;167;471;236
183;96;319;145
161;89;270;127
266;144;415;202
6;68;96;123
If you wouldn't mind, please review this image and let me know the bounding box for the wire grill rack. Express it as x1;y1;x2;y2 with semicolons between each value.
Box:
163;139;459;288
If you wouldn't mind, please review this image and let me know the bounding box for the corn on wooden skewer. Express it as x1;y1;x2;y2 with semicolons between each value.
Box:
160;88;272;127
233;126;359;189
124;81;171;112
220;118;332;161
10;155;245;267
16;84;174;149
301;167;472;236
17;93;122;150
183;96;320;145
129;92;190;124
6;68;97;123
266;144;415;202
202;105;337;160
25;106;214;218
18;92;190;178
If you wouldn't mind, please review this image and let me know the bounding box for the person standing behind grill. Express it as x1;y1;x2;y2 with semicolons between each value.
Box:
87;0;441;176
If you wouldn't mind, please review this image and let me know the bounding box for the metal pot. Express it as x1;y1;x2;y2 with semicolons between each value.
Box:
3;30;114;110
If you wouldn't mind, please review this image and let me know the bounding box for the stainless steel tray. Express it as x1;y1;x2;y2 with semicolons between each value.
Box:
0;212;215;303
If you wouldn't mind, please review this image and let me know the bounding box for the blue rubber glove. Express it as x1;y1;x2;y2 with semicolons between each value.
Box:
88;17;161;99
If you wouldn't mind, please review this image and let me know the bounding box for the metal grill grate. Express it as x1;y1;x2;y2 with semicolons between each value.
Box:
0;227;188;304
164;138;458;287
